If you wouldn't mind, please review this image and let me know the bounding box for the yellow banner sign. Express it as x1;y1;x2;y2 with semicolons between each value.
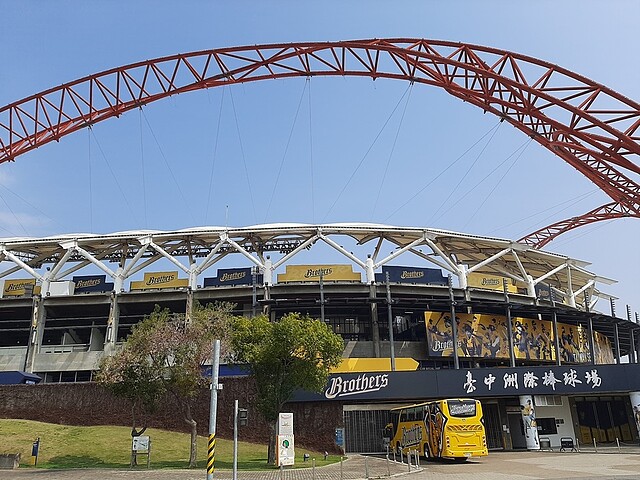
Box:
332;357;419;373
467;273;518;293
130;271;189;291
277;265;361;283
2;278;40;297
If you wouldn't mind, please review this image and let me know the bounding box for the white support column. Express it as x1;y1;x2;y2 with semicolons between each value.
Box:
525;274;536;298
263;256;273;286
114;267;125;293
457;264;468;289
519;395;540;450
567;265;576;308
365;255;375;284
189;262;198;289
41;270;52;297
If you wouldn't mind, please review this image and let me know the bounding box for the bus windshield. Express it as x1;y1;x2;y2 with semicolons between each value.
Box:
447;399;477;417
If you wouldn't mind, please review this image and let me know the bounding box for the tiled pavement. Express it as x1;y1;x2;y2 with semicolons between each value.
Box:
3;448;640;479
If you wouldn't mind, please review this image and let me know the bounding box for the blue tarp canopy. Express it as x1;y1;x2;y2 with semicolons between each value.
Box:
0;371;42;385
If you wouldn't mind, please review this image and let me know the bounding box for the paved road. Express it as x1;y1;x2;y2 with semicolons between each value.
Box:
3;449;640;479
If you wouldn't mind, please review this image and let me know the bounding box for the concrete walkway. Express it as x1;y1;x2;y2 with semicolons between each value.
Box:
3;448;640;479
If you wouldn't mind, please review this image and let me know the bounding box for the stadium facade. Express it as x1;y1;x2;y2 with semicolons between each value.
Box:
1;223;640;452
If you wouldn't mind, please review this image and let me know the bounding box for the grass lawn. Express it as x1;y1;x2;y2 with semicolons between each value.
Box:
0;419;339;470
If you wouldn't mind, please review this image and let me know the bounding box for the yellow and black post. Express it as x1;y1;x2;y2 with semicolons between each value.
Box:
207;432;215;476
208;339;221;480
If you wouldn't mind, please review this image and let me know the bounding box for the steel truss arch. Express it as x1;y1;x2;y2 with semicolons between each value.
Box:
1;39;639;247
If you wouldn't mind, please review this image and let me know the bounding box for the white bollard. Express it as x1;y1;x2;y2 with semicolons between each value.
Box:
365;455;369;479
593;437;598;453
616;437;621;453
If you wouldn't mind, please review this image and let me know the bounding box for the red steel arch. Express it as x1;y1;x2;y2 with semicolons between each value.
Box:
1;39;639;248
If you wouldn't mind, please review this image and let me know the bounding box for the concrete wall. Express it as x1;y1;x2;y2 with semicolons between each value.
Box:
534;396;575;448
0;347;27;370
0;378;344;453
32;351;104;372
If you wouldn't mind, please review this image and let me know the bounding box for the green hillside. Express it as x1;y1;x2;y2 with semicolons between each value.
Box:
0;419;336;470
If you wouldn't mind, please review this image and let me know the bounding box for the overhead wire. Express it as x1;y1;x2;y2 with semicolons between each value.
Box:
140;108;197;226
0;178;67;235
550;218;617;249
491;188;600;237
432;137;530;225
264;80;308;222
0;190;26;236
322;83;413;222
89;128;141;226
461;138;533;231
371;83;413;220
428;122;502;224
228;88;258;224
382;121;502;223
87;126;93;233
205;87;225;225
139;108;148;229
308;78;315;223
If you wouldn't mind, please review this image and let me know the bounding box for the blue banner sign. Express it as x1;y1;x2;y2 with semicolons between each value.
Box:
72;275;114;294
203;268;262;287
375;265;447;285
292;364;640;402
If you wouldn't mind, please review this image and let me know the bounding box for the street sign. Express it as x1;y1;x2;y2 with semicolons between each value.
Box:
277;412;294;435
276;434;295;466
132;436;150;452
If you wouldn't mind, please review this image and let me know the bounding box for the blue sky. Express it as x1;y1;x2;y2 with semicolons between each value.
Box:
0;1;639;313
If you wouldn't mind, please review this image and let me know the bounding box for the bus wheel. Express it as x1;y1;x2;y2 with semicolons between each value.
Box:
422;445;431;460
395;444;402;456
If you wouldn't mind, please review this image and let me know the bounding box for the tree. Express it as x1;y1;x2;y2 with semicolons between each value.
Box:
96;334;165;442
231;312;344;464
97;302;234;468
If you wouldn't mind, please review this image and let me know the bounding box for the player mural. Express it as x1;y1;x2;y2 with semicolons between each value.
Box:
424;312;614;364
425;312;510;359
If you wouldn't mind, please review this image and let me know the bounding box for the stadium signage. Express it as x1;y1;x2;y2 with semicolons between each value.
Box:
130;271;188;290
203;268;263;287
324;373;389;399
467;273;518;293
376;265;447;285
72;275;114;293
2;278;37;297
278;265;361;283
293;364;640;402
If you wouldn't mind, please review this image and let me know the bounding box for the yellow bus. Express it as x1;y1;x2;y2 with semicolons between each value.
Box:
386;398;488;461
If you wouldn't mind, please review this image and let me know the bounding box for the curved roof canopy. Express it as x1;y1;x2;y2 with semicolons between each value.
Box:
0;223;613;310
